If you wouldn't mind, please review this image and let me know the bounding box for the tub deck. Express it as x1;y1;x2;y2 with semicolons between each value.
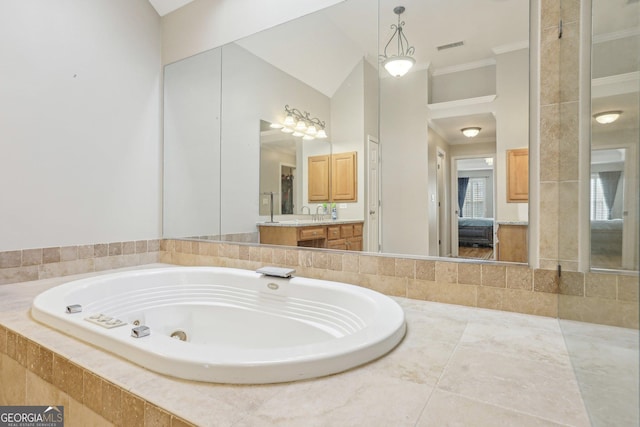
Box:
1;264;637;426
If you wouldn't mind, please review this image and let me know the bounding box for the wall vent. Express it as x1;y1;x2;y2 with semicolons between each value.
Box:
437;41;464;51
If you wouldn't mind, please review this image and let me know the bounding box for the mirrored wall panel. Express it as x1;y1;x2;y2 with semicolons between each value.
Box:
590;0;639;271
162;0;531;264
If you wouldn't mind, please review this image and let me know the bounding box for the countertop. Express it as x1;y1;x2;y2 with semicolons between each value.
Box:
257;219;364;227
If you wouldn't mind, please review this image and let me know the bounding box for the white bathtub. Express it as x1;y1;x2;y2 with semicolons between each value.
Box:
31;266;406;384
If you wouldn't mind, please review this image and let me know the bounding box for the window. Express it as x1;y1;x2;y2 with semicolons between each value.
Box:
462;177;487;218
590;173;608;220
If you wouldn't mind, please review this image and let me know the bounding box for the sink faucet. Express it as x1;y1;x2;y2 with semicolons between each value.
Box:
314;205;325;222
301;206;310;215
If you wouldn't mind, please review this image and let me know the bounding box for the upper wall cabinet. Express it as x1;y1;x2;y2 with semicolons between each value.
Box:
507;148;528;202
332;151;357;202
308;155;330;202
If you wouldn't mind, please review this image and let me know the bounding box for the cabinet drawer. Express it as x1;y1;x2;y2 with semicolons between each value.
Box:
327;239;347;250
298;227;326;241
353;223;363;237
340;225;354;238
346;236;363;251
327;226;341;240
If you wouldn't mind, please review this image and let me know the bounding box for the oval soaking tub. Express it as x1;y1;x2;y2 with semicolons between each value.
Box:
31;266;406;384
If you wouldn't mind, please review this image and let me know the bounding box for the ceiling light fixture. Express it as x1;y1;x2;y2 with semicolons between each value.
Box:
380;6;415;77
461;127;481;138
593;111;622;124
277;105;328;140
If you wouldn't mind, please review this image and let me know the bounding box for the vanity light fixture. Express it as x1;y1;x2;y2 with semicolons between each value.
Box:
380;6;415;77
277;105;328;140
593;111;622;124
461;127;481;138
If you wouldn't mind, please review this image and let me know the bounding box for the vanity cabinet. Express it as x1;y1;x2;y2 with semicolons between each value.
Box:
326;223;363;251
258;221;363;251
307;151;357;203
507;148;529;202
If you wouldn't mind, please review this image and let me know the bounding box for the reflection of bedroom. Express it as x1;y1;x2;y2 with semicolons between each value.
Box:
590;148;626;269
456;158;494;260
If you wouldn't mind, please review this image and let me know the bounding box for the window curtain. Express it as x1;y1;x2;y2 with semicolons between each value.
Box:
598;171;621;219
457;177;470;217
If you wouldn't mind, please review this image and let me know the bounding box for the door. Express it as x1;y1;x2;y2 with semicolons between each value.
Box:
367;137;380;252
436;149;447;256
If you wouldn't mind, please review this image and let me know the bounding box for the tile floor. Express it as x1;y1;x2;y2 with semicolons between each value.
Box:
0;265;638;426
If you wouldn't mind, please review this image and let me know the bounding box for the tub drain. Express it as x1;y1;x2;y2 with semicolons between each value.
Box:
170;330;188;341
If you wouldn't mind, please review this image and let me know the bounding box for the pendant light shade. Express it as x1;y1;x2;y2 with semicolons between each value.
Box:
380;6;415;78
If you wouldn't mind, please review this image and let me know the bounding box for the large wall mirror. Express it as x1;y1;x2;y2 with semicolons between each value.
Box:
590;0;639;271
163;0;531;264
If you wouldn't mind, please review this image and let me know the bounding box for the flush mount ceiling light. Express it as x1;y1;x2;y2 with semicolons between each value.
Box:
461;127;481;138
277;105;327;140
380;6;415;77
593;111;622;124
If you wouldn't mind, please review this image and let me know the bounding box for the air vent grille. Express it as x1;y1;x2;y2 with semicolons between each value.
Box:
437;41;464;51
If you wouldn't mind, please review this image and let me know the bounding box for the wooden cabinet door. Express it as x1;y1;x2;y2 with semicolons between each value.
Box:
308;155;330;201
331;152;357;201
507;148;528;202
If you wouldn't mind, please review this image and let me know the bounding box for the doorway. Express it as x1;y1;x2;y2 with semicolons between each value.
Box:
366;136;380;252
279;164;296;215
452;156;495;260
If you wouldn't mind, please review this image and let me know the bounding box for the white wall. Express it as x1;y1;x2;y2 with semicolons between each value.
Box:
0;0;162;251
495;48;529;222
380;70;430;256
161;0;344;65
431;66;497;103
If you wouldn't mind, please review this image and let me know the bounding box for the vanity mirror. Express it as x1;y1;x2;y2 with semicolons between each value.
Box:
162;0;532;263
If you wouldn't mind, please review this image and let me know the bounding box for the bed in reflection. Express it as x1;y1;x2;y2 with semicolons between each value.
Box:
591;219;623;256
458;217;494;247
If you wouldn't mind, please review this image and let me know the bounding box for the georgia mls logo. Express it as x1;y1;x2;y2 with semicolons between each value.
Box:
0;405;64;427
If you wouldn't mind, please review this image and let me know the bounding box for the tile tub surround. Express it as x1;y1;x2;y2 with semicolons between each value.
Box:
0;240;161;285
5;266;635;426
160;239;640;329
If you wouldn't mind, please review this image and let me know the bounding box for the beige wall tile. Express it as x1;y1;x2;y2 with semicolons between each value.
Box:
342;254;358;272
219;244;239;259
395;259;415;279
272;248;287;265
540;27;560;106
135;240;148;254
328;253;343;271
38;259;94;280
6;330;15;359
260;247;273;263
540;104;560;182
378;257;395;276
506;265;532;290
122;390;145;427
94;244;108;257
435;262;457;284
25;371;68;406
42;247;61;264
481;265;506;288
539;182;559;261
1;355;26;405
102;380;123;425
108;242;122;256
145;403;172;427
559;102;579;181
238;245;251;261
504;289;558;317
312;252;328;269
172;415;196;427
558;181;579;262
60;246;79;261
0;266;39;285
559;295;639;329
0;251;22;268
148;240;161;252
560;22;579;103
22;249;43;266
585;273;617;299
559;271;584;296
618;275;639;302
249;246;261;262
416;260;435;281
534;269;559;293
0;326;6;354
52;355;84;402
299;251;313;268
408;279;477;307
122;241;136;255
83;371;103;415
477;286;505;311
358;255;378;275
68;396;113;427
285;249;299;266
458;263;481;286
359;274;406;297
15;334;27;368
541;0;560;30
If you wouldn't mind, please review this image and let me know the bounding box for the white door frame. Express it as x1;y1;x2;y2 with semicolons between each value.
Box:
366;136;381;252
